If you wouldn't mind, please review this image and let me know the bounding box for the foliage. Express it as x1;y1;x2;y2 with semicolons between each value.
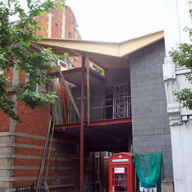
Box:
169;3;192;110
92;65;103;75
0;0;66;122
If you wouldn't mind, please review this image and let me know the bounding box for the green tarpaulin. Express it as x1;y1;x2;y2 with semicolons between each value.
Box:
133;153;165;192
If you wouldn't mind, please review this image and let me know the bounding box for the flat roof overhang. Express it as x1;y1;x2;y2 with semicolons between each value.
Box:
55;118;132;152
49;67;105;87
37;30;164;69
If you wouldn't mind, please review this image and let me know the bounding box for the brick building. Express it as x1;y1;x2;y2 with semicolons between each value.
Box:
0;1;83;191
36;0;81;40
38;30;174;191
0;1;175;192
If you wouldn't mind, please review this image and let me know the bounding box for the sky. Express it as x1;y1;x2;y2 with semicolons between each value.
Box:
65;0;165;42
16;0;165;42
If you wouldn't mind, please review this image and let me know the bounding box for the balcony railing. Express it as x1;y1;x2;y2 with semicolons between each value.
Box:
53;95;131;125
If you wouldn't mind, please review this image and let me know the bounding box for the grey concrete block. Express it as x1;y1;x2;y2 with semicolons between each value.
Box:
164;157;172;164
133;137;141;142
133;147;141;153
162;146;172;152
140;136;150;141
143;129;153;135
164;169;173;179
166;151;172;158
133;141;143;147
150;135;162;141
165;139;171;146
162;134;171;140
154;129;165;134
164;128;170;134
150;146;162;153
130;39;172;178
144;141;154;147
133;130;143;137
140;147;151;153
161;122;170;129
154;140;165;147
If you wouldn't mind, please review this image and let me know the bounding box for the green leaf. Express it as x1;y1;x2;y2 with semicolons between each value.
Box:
42;27;47;31
36;20;41;26
64;53;69;57
59;2;64;8
169;5;192;111
20;39;31;47
0;0;68;122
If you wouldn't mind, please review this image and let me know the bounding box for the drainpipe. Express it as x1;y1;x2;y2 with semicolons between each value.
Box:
80;56;85;192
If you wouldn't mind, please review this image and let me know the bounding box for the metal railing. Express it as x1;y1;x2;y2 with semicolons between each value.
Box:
90;96;131;120
65;95;131;123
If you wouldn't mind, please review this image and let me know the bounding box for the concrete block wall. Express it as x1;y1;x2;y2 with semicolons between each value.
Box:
104;68;130;119
89;84;106;121
130;40;173;179
105;68;130;91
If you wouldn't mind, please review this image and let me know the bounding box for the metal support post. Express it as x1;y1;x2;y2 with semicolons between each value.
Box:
86;55;90;126
80;56;85;192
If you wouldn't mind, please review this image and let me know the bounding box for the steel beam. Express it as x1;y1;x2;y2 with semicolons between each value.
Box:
80;56;85;192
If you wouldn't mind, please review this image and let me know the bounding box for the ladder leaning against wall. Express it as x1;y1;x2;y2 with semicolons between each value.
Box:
36;104;56;192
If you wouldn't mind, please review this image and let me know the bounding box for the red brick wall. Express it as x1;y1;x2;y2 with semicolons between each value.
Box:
19;72;26;84
0;110;10;132
35;1;82;68
65;7;82;67
16;101;50;136
65;6;81;40
0;1;86;188
0;69;13;132
11;86;80;188
36;1;81;40
13;127;78;187
73;57;82;68
0;60;78;189
35;13;48;38
51;2;63;38
65;6;75;39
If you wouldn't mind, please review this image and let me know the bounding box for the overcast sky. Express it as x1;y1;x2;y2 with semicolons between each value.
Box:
16;0;165;42
65;0;165;42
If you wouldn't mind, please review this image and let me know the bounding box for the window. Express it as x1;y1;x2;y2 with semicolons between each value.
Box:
104;151;113;159
95;151;100;158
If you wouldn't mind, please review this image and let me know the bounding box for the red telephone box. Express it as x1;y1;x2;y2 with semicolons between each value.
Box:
109;153;135;192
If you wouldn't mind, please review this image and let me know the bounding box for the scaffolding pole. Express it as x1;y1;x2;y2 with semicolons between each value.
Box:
86;55;90;126
56;60;81;120
80;56;85;192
